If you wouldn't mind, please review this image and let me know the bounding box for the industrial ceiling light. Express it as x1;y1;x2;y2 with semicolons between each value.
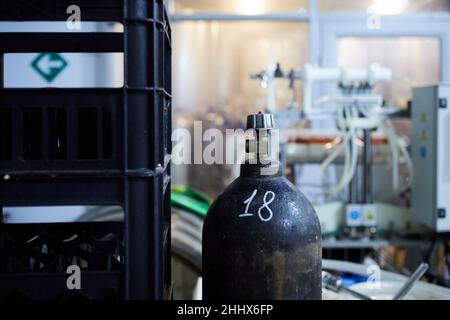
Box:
236;0;265;15
372;0;409;15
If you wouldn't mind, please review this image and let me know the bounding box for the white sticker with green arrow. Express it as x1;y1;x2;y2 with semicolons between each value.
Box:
31;53;68;83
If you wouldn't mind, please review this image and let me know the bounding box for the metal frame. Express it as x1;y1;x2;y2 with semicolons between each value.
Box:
170;12;310;21
169;0;450;101
318;12;450;98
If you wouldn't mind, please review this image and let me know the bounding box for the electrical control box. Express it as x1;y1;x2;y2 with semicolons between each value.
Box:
412;84;450;232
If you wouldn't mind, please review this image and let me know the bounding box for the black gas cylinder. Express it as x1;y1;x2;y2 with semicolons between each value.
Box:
202;112;322;300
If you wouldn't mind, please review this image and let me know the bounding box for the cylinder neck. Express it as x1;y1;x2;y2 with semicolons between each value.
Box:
240;112;280;178
240;162;282;178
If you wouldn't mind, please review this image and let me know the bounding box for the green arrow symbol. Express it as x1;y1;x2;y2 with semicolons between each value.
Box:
31;53;68;83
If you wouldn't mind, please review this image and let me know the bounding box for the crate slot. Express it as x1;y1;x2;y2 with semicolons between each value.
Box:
0;21;124;33
0;108;12;160
164;100;171;156
102;108;113;159
48;108;67;160
4;52;124;89
164;34;172;94
78;108;98;160
0;0;124;21
2;205;124;224
23;108;43;160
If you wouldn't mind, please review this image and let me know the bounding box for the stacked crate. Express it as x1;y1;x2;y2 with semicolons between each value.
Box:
0;0;172;299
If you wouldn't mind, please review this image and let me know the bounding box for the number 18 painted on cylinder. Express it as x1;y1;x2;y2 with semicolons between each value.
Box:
239;189;276;222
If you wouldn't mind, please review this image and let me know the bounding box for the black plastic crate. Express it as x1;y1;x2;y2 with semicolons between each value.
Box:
0;88;171;172
0;0;172;300
0;222;125;299
0;271;125;300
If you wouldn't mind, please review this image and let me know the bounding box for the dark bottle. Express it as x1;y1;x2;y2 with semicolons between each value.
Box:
202;112;322;300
